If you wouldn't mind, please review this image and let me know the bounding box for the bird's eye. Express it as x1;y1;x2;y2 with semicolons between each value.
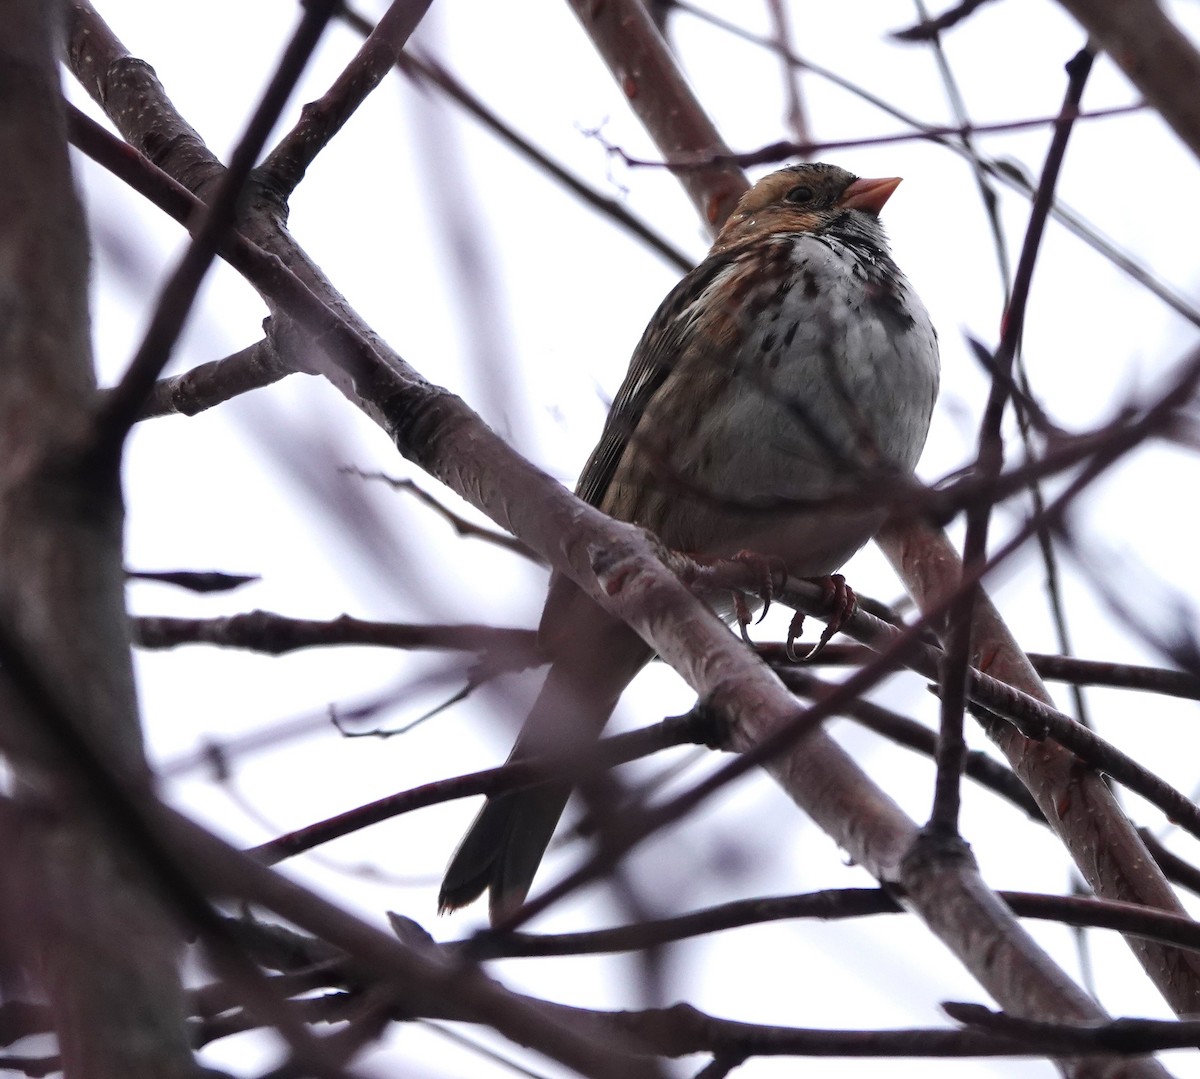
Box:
785;185;814;204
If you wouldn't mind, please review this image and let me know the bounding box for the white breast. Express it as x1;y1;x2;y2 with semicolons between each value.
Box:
659;233;939;573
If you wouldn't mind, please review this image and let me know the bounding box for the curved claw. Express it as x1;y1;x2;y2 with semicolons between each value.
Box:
804;574;857;662
686;549;790;645
804;622;839;662
785;610;806;662
733;591;753;644
728;550;787;625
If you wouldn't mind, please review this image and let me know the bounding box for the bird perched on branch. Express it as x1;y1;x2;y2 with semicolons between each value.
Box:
439;162;939;923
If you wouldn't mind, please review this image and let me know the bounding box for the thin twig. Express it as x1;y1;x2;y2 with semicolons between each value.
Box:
126;569;259;594
773;666;1043;821
762;643;1200;701
90;0;342;465
260;0;433;198
594;104;1143;172
931;45;1094;838
133;610;537;657
467;886;1200;961
399;51;695;275
987;37;1097;739
893;0;999;40
418;1020;558;1079
1027;655;1200;700
764;0;811;151
913;0;1011;297
249;715;705;864
342;468;540;562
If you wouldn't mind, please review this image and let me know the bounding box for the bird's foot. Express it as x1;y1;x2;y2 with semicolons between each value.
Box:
786;574;857;662
726;550;787;641
678;549;788;643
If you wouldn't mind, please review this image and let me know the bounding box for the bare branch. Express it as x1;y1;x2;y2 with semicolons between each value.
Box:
1053;0;1200;163
88;0;341;461
1025;655;1200;701
163;808;666;1078
773;666;1043;821
127;570;259;594
133;610;536;657
594;104;1145;172
259;0;433;198
760;643;1200;702
0;5;193;1074
763;0;812;151
931;44;1094;840
893;0;1000;40
470;886;1200;962
136;332;294;418
250;715;705;865
565;0;746;229
398;50;695;274
343;467;540;562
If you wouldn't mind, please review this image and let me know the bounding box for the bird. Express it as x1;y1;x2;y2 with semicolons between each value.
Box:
438;162;940;924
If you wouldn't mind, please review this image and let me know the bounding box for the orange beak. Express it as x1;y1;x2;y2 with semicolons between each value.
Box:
838;176;902;215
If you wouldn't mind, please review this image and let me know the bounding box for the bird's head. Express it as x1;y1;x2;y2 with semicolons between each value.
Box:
711;163;901;254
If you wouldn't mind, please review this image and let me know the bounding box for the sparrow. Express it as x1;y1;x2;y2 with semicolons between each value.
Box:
439;162;939;923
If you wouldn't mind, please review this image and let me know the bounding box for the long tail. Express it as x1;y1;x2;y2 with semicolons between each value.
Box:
438;582;650;924
435;771;572;923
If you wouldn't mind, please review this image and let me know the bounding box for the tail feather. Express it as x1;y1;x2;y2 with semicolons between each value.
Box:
438;580;651;924
437;782;571;919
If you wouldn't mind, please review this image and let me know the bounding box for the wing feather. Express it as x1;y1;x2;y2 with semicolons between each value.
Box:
574;253;740;510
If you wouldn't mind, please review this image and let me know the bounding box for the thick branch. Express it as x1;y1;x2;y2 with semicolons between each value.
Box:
565;0;746;230
1054;0;1200;163
136;333;293;418
0;4;192;1075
